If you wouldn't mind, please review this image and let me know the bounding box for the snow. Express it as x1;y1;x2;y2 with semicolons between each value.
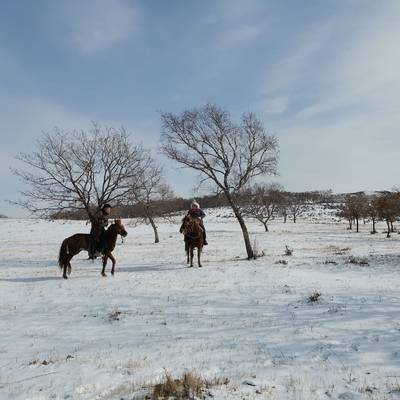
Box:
1;211;400;399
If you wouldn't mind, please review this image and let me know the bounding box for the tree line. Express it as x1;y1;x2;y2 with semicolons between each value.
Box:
338;191;400;237
10;103;399;259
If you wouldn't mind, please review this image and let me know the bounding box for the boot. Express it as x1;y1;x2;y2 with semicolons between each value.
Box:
88;240;97;259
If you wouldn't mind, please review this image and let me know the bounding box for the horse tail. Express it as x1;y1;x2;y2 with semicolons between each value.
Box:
58;239;68;270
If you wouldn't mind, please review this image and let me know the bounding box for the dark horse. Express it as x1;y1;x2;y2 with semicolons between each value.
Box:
58;219;128;279
180;215;204;268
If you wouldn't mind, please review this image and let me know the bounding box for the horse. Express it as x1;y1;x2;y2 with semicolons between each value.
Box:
180;215;204;267
58;219;128;279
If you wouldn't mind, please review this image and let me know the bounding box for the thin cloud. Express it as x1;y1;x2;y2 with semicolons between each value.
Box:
214;0;268;50
66;0;137;53
258;2;400;192
220;22;266;50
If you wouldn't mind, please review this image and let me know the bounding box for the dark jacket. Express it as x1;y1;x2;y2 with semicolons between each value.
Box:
187;208;205;220
90;210;109;239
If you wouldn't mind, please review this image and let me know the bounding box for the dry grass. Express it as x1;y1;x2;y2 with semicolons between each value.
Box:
347;256;369;266
107;308;130;322
152;370;229;400
325;245;351;255
29;358;54;366
307;291;321;303
284;245;293;256
323;260;338;265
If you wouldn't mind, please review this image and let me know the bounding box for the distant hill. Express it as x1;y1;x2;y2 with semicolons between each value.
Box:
0;214;8;218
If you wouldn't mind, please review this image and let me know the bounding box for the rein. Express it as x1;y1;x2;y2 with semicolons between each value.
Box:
185;233;201;240
182;219;202;240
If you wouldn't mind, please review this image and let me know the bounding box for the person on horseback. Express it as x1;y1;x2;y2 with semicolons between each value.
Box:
182;200;208;245
88;203;112;259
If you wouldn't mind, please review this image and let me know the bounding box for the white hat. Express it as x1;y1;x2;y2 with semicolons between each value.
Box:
191;200;200;208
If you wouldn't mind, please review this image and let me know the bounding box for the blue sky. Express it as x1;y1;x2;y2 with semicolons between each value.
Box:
1;0;400;216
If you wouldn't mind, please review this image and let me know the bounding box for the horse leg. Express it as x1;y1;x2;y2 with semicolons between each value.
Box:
109;253;116;276
67;261;72;275
185;240;189;264
198;247;202;268
190;247;194;268
102;254;108;277
63;263;68;279
63;256;72;279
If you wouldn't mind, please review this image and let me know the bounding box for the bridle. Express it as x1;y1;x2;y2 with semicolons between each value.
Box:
182;217;201;239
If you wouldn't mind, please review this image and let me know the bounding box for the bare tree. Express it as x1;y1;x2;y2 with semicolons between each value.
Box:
129;158;174;243
338;194;367;233
11;123;146;219
242;183;284;232
160;103;279;259
337;197;354;230
285;192;310;223
376;193;398;238
365;196;380;234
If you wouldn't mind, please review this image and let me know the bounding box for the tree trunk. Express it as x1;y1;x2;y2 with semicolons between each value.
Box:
390;221;394;233
263;221;269;232
293;214;297;223
148;216;159;243
371;218;376;234
227;196;254;259
348;218;352;230
386;219;391;238
356;217;359;233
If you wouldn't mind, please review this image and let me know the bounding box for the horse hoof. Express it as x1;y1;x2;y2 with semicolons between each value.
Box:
199;265;202;268
63;275;68;279
102;273;107;277
111;272;114;276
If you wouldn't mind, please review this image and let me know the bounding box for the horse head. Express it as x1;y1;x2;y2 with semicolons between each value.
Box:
113;219;128;237
181;216;201;236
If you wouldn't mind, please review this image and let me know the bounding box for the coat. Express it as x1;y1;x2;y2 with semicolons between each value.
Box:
90;210;109;240
187;208;205;220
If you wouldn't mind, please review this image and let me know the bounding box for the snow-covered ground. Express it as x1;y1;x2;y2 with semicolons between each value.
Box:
1;210;400;400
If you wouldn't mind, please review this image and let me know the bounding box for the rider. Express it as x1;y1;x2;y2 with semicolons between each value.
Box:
88;203;112;259
184;200;208;245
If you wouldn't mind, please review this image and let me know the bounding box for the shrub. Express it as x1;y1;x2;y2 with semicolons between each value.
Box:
284;245;293;256
307;291;321;303
108;309;123;322
153;371;206;400
152;371;228;400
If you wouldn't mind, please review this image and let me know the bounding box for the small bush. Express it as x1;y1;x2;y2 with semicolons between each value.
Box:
328;246;351;255
152;371;229;400
307;291;321;303
323;260;338;265
108;309;123;322
29;358;52;366
153;371;206;399
284;245;293;256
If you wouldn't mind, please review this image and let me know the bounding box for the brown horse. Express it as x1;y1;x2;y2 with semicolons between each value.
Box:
180;215;204;268
58;219;128;279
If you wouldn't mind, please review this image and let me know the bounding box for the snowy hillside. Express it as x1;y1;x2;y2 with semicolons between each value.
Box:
1;212;400;399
